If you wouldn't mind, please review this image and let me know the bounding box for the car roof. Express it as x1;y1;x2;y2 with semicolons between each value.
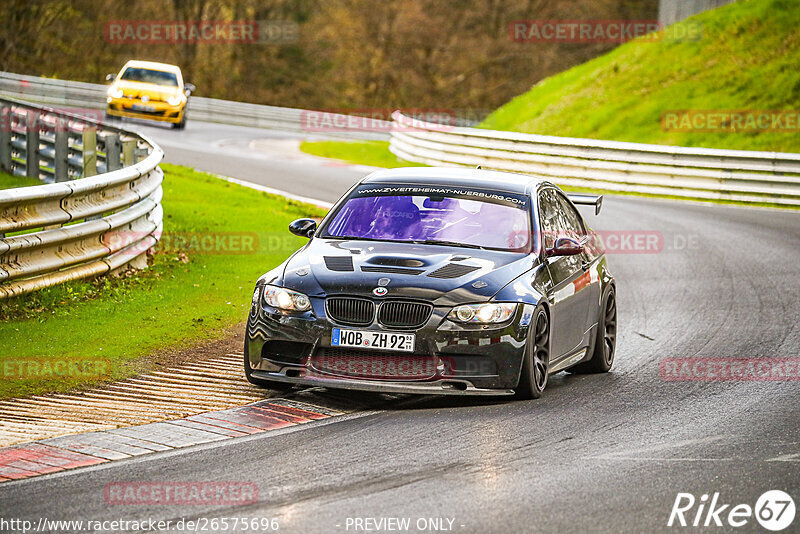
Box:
361;167;548;195
122;60;182;73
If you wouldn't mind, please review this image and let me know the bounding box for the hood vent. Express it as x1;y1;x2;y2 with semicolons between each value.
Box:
361;266;423;275
324;256;354;272
370;257;426;268
427;263;481;279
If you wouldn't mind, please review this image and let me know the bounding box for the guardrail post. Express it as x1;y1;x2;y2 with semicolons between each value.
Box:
82;126;97;177
128;253;149;271
26;110;40;178
121;137;136;167
105;133;121;171
54;118;69;182
0;104;10;172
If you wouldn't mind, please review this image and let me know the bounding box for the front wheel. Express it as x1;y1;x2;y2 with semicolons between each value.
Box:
172;113;187;129
515;307;550;399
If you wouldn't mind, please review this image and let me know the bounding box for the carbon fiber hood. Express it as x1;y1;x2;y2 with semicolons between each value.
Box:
281;238;535;306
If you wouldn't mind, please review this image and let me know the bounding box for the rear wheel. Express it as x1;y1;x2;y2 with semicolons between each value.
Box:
569;286;617;374
516;307;550;399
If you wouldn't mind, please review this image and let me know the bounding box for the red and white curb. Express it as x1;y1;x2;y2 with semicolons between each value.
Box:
0;353;268;448
0;398;344;482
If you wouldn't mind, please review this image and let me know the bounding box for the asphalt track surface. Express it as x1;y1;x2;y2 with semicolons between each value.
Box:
2;120;799;533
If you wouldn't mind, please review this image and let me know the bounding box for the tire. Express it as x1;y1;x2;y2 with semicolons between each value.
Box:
172;113;186;129
515;307;550;399
569;286;617;374
243;342;293;391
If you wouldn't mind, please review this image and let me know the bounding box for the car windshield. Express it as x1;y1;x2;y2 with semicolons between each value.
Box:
322;185;532;252
120;68;178;87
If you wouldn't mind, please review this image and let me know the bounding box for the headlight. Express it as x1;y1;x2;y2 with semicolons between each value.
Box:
167;95;183;106
108;87;123;99
263;285;311;312
448;303;517;324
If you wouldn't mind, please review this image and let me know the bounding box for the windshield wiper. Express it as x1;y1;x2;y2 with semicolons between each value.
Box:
325;235;382;242
326;236;491;250
411;240;487;250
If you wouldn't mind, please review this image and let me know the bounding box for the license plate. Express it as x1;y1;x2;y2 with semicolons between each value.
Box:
131;104;155;112
332;328;415;352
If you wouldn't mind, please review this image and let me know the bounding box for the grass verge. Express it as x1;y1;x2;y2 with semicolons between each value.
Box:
299;140;425;168
0;171;46;190
0;163;327;399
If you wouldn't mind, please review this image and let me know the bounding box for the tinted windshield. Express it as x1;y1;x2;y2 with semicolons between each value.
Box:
120;68;179;87
322;185;531;251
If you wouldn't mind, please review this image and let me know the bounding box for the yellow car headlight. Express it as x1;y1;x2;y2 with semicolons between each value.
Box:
167;95;183;106
108;87;123;99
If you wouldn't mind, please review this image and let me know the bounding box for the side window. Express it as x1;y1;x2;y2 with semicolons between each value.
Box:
554;193;586;238
539;188;586;249
538;188;560;249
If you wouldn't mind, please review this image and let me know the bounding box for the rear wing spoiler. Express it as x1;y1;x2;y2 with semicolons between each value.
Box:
567;193;603;215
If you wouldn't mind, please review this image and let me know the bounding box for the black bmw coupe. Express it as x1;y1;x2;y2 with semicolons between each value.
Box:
245;167;616;398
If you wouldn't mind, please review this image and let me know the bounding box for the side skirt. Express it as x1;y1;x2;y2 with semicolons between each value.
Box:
549;321;599;374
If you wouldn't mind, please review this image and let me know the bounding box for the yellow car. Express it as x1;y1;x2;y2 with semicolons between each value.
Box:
105;60;194;129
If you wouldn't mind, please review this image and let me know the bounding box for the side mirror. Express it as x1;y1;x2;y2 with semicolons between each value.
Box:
289;218;316;238
184;83;195;96
546;236;583;257
105;73;116;82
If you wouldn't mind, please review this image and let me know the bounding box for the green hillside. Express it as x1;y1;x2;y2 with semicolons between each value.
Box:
481;0;800;153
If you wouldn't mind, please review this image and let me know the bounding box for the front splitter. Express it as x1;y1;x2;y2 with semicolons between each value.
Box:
251;370;515;396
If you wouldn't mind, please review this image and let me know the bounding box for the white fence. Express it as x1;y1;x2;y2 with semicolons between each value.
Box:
0;97;163;299
0;71;391;141
389;112;800;206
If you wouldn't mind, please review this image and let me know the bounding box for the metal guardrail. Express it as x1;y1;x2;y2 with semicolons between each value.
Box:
389;111;800;206
0;71;391;141
0;97;164;299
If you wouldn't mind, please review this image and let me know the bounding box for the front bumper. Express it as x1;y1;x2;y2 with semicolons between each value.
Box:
246;295;534;395
107;99;184;124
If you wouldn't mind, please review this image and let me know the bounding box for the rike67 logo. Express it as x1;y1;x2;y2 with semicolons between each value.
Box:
668;490;795;531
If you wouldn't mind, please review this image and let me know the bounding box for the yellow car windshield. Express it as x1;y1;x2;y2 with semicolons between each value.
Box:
120;68;178;87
